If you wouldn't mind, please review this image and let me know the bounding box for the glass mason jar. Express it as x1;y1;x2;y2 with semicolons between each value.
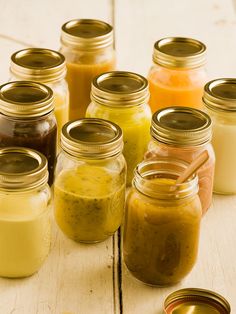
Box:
203;78;236;194
86;71;152;185
145;107;215;215
60;19;116;120
10;48;68;148
0;147;51;278
0;81;57;185
123;159;202;286
147;37;207;113
54;118;126;243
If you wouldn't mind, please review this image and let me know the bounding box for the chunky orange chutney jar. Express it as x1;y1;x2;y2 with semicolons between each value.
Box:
60;19;115;120
147;37;207;112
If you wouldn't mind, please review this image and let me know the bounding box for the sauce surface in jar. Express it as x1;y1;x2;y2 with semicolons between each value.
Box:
147;37;207;112
123;159;202;286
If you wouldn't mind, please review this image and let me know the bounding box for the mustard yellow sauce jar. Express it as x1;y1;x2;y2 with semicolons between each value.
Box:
54;118;126;243
86;71;152;185
123;159;202;286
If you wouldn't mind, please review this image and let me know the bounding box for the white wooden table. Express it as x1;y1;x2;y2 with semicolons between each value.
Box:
0;1;236;313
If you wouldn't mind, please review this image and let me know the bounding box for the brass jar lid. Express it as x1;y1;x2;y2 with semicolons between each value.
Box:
164;288;231;313
61;118;123;159
0;147;48;191
151;107;212;146
91;71;149;107
10;48;66;82
153;37;206;69
61;19;113;50
0;81;54;117
203;78;236;112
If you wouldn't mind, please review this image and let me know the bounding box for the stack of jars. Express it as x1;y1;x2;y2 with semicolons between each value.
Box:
0;19;233;302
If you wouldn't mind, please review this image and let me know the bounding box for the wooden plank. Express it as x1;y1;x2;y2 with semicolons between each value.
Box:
0;220;118;314
115;0;236;312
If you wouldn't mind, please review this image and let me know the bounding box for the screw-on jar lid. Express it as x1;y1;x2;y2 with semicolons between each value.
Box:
153;37;206;69
0;81;54;117
0;147;48;191
10;48;66;82
164;288;231;313
61;19;113;50
61;118;123;159
91;71;149;107
203;78;236;112
151;106;212;147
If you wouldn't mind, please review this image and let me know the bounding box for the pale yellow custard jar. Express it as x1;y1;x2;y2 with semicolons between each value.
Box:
123;159;202;286
86;71;152;185
54;118;126;243
10;48;69;147
0;147;51;278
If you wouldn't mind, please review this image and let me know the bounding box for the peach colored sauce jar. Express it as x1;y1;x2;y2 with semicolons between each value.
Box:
145;107;215;215
147;37;207;113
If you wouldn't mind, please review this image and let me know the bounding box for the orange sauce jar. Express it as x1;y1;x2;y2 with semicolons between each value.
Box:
147;37;207;112
60;19;115;120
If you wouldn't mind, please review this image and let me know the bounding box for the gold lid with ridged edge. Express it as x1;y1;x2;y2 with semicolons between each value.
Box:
153;37;206;69
61;118;123;159
0;147;48;191
61;19;113;50
91;71;149;107
164;288;231;313
203;78;236;112
10;48;66;83
151;106;212;147
0;81;54;118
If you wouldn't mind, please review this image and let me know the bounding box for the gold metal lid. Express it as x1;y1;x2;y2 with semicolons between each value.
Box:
91;71;149;107
61;19;113;50
61;118;123;159
151;106;212;146
164;288;231;313
10;48;66;82
0;81;54;117
203;78;236;112
153;37;206;69
0;147;48;191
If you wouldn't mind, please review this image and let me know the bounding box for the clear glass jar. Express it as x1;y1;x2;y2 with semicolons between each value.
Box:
0;147;51;278
123;159;202;286
60;19;116;120
145;107;215;215
0;81;57;185
10;48;68;148
54;118;126;243
203;78;236;194
147;37;207;113
86;71;152;185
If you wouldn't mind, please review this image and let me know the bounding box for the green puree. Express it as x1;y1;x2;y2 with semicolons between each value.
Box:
54;165;125;242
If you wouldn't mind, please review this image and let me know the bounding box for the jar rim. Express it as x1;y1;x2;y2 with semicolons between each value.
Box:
133;158;198;200
0;147;48;191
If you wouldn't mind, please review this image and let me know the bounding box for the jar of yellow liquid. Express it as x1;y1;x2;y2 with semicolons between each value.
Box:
0;147;51;278
86;71;152;185
60;19;115;120
123;159;202;286
54;118;126;243
147;37;207;112
10;48;69;148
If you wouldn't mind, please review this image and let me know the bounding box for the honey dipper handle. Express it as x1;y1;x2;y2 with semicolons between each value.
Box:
175;150;209;185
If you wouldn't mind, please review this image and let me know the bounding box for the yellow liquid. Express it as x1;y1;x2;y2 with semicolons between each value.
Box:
86;104;151;185
54;165;125;243
124;178;201;286
0;191;51;278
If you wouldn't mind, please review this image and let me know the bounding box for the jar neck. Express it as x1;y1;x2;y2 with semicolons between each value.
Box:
133;159;198;200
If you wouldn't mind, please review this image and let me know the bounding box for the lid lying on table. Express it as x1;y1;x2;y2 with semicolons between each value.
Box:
164;288;231;314
10;48;66;82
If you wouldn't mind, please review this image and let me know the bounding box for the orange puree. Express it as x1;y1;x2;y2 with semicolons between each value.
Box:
66;59;115;120
148;66;206;112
